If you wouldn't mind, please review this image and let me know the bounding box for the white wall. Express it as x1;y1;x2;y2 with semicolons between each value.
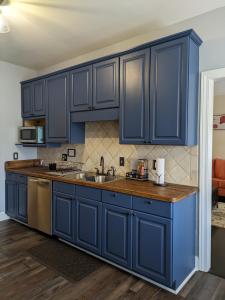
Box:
213;95;225;159
0;61;37;213
38;7;225;75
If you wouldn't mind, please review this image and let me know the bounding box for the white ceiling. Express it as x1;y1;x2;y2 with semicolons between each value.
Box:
1;0;225;70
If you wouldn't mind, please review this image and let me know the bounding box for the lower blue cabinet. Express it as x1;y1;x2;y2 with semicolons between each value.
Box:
5;174;28;223
132;211;172;287
17;183;27;223
102;203;132;268
5;180;17;218
75;196;102;255
52;192;74;242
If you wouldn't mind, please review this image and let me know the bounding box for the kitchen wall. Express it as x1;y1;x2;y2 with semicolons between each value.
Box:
38;7;225;75
38;121;198;187
213;94;225;159
0;61;37;215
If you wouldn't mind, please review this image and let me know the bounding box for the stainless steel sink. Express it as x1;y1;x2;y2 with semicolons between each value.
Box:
64;172;119;183
85;175;116;183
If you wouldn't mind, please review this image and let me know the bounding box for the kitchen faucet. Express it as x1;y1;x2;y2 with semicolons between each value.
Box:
100;156;104;175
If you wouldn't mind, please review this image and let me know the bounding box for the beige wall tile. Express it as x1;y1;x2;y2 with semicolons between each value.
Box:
38;121;199;186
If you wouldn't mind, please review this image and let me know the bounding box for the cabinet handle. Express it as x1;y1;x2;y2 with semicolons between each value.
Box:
111;193;116;198
145;200;152;205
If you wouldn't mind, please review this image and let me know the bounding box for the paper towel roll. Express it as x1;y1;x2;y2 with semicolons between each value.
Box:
156;158;165;185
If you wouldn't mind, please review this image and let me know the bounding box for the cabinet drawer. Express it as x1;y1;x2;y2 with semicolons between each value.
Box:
6;172;18;182
133;196;172;219
76;186;101;202
53;181;75;196
6;172;27;184
16;174;27;184
102;190;132;209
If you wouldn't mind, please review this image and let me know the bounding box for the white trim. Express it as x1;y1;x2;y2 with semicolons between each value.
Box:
0;212;9;222
60;238;196;295
199;68;225;272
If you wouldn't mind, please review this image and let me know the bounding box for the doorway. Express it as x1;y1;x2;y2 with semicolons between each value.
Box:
199;68;225;273
210;78;225;277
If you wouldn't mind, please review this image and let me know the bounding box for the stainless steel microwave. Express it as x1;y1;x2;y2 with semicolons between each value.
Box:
19;126;44;144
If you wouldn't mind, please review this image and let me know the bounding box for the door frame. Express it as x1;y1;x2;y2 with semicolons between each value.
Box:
199;68;225;271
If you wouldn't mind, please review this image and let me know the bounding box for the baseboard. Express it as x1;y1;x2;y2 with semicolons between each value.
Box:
195;255;199;270
0;212;9;222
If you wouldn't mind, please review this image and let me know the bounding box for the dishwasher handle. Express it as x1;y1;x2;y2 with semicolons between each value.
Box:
37;179;51;185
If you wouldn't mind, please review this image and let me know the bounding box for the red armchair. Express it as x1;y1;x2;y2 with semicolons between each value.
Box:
212;159;225;197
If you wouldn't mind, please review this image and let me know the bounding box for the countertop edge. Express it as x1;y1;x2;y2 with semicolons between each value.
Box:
5;166;198;203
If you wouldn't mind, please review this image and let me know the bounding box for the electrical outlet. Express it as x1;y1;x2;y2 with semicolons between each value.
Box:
119;157;125;167
62;154;68;161
13;152;18;160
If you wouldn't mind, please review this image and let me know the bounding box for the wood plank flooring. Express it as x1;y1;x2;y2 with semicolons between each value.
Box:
0;220;224;300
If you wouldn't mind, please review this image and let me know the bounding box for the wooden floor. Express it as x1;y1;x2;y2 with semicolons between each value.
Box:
0;220;225;300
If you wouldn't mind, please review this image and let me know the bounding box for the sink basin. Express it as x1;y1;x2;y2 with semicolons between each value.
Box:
85;175;115;183
64;172;119;183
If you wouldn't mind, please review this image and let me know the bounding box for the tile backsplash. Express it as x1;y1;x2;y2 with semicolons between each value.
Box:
38;121;198;186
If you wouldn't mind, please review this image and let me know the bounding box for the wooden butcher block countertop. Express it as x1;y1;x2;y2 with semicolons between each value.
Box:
5;160;198;203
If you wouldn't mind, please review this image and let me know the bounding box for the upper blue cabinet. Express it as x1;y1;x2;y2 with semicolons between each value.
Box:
70;58;119;112
120;49;150;144
120;33;201;145
93;58;119;109
21;79;45;118
70;65;93;112
150;37;198;145
45;72;69;143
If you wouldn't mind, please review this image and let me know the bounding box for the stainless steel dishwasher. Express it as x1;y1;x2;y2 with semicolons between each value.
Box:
28;177;52;235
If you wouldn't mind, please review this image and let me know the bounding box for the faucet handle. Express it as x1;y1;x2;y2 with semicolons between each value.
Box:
111;166;116;176
95;167;100;175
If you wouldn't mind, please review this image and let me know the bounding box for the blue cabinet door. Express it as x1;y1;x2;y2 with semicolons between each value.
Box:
17;183;27;223
150;38;188;145
102;204;132;268
33;79;45;116
70;66;92;112
5;180;17;218
21;83;33;118
46;72;69;143
133;211;172;287
120;49;150;144
75;197;102;255
93;58;119;109
53;192;74;242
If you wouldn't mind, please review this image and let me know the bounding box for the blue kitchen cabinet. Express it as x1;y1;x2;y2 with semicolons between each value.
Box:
52;192;74;242
5;173;28;223
17;183;27;223
21;83;33;118
93;58;119;109
75;196;102;255
120;34;201;145
5;180;17;218
102;203;132;268
150;37;199;145
120;49;150;144
33;79;45;117
70;66;93;112
21;80;45;118
45;72;70;143
132;211;172;287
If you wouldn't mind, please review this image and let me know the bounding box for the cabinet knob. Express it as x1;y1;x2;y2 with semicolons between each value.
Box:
145;200;152;205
